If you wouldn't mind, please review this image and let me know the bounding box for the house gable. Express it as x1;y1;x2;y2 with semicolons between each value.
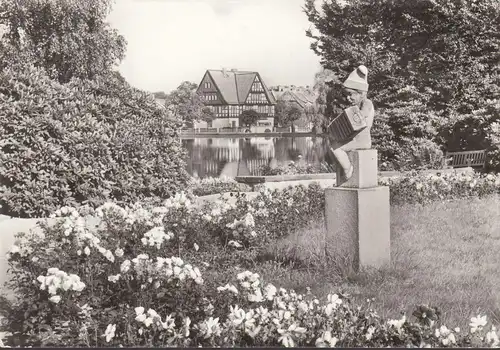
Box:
207;70;239;104
197;71;225;104
257;73;276;104
243;73;276;105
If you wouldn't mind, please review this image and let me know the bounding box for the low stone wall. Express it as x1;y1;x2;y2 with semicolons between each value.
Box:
235;167;474;189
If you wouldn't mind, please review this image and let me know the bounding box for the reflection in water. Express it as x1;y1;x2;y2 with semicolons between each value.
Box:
182;137;332;179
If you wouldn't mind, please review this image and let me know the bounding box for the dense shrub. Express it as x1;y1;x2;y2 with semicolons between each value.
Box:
2;194;500;347
188;177;251;197
0;62;189;218
378;137;445;172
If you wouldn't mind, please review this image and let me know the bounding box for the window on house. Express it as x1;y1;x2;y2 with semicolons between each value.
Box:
204;82;211;89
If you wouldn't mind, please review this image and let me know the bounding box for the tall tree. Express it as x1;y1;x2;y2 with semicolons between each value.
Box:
275;101;303;133
164;81;215;126
312;68;336;131
304;0;500;115
304;0;500;169
0;0;126;83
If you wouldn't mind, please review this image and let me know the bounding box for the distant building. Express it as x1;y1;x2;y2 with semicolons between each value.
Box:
195;68;277;131
270;85;316;109
270;85;318;128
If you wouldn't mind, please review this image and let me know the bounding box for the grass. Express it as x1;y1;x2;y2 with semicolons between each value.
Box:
255;194;500;330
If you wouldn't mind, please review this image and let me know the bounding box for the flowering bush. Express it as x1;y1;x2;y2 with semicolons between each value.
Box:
380;171;500;205
2;198;500;347
188;176;251;197
0;184;324;346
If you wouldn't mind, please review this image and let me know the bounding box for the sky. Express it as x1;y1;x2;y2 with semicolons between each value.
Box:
107;0;322;94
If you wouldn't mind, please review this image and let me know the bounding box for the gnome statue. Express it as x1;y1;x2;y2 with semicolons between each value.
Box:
328;65;375;182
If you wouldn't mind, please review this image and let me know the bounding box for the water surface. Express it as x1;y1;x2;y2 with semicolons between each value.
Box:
182;136;333;178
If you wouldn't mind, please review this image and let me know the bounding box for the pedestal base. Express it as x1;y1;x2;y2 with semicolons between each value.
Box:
325;186;391;271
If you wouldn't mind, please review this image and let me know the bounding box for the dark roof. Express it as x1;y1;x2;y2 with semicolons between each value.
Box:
206;69;276;105
274;89;317;108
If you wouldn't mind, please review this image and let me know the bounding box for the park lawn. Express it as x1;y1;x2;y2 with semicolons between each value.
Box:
254;194;500;331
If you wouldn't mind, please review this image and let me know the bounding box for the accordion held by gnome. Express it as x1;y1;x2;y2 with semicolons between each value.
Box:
327;105;367;142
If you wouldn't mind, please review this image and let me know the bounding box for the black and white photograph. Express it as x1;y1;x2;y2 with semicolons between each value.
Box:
0;0;499;347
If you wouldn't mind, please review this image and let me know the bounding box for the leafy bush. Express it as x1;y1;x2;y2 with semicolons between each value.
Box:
2;194;500;347
380;171;500;205
378;137;445;172
188;177;251;197
0;62;189;218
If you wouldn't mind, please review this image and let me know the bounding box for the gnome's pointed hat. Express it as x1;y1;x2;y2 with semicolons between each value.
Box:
343;65;369;91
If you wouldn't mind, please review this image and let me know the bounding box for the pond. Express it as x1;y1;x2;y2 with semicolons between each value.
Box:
182;136;335;179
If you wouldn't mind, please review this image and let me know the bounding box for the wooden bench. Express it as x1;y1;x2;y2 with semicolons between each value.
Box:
442;150;487;169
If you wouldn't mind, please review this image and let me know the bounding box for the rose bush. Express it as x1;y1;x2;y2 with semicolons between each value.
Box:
1;192;500;347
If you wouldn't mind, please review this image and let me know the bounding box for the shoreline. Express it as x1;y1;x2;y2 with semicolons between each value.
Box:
179;132;320;139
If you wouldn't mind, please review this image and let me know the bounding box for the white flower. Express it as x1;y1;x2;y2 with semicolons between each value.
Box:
49;295;61;304
143;317;154;328
470;315;487;333
248;288;264;303
162;315;176;330
104;250;115;262
84;246;90;255
104;324;116;343
365;325;375;341
194;243;199;251
217;284;239;294
486;327;500;347
197;317;221;339
387;315;406;332
228;305;247;327
182;317;191;338
135;307;147;323
315;330;338;347
264;284;277;301
442;332;456;346
120;260;131;273
324;294;342;316
114;248;124;257
108;274;121;283
228;240;242;248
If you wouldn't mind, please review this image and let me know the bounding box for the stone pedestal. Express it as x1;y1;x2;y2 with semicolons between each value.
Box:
326;149;390;271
